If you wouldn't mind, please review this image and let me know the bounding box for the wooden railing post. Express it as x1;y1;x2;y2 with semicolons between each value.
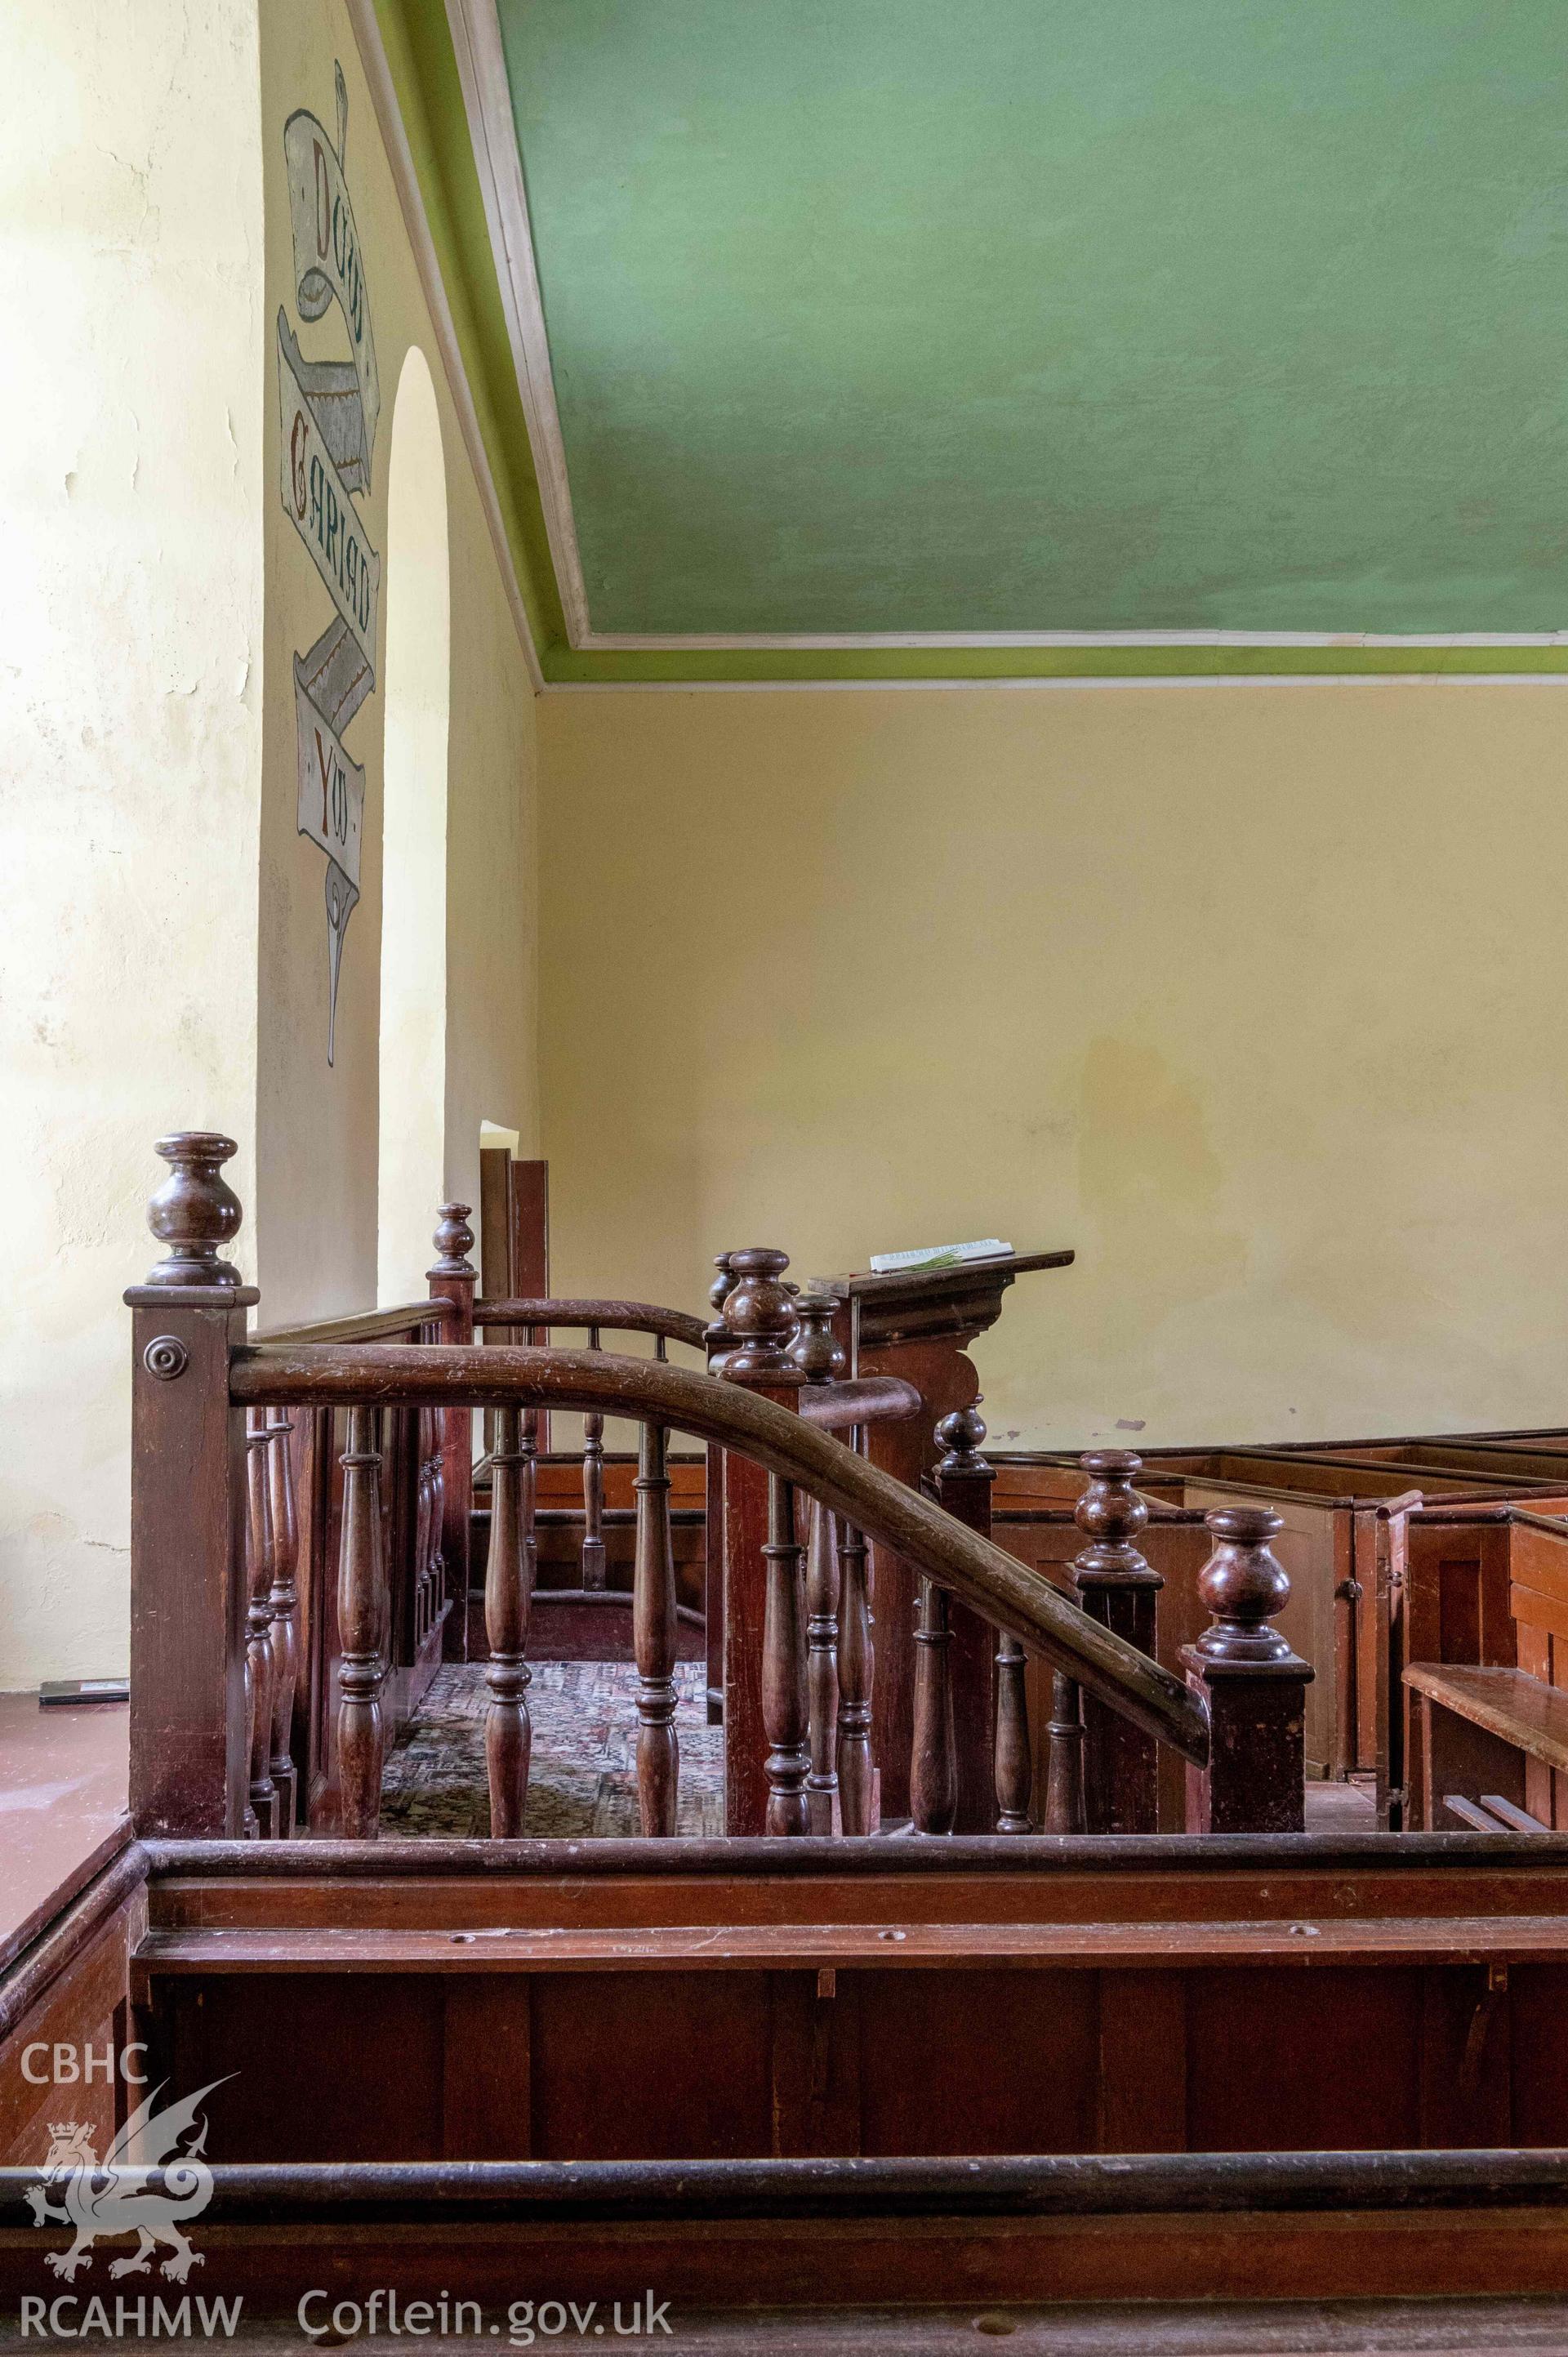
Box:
243;1412;278;1838
1044;1672;1086;1833
429;1204;476;1661
1183;1505;1313;1833
792;1293;845;1836
763;1473;810;1835
931;1402;999;1833
337;1404;388;1840
125;1131;256;1838
993;1634;1032;1833
910;1575;956;1833
1073;1450;1163;1834
634;1416;679;1834
580;1328;607;1590
703;1253;738;1727
265;1408;301;1836
484;1405;533;1836
836;1515;875;1834
718;1247;804;1834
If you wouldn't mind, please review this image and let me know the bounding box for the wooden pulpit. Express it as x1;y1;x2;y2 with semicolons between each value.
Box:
818;1250;1074;1825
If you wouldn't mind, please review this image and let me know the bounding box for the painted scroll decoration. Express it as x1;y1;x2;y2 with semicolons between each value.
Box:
277;65;381;1063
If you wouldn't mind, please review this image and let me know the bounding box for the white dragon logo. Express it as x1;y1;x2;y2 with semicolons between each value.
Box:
24;2079;229;2283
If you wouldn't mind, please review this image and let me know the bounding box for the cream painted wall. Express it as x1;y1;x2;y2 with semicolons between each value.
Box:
256;2;539;1327
540;683;1568;1450
0;1;266;1686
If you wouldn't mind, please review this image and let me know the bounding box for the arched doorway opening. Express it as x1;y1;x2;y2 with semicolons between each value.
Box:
377;345;450;1301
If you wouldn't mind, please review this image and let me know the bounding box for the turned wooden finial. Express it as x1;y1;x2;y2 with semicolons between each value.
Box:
144;1132;243;1287
718;1248;800;1382
788;1290;846;1382
1192;1505;1298;1664
709;1251;737;1318
1071;1450;1159;1593
428;1203;477;1280
934;1400;991;1479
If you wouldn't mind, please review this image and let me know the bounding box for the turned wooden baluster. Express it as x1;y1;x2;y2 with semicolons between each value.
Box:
337;1406;388;1839
836;1511;875;1835
265;1408;301;1836
634;1417;679;1835
429;1203;476;1662
791;1293;846;1836
1044;1672;1086;1835
703;1254;739;1728
763;1474;810;1836
911;1575;957;1834
485;1405;533;1836
994;1635;1031;1833
580;1326;607;1591
1183;1506;1314;1833
1073;1450;1163;1834
719;1249;805;1833
931;1402;1000;1832
243;1412;277;1838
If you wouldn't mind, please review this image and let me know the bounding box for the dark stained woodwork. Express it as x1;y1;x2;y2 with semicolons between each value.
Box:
580;1329;607;1590
1072;1451;1163;1835
931;1402;999;1833
336;1406;387;1841
719;1251;808;1833
909;1577;956;1835
243;1413;277;1838
836;1513;876;1836
804;1497;841;1836
993;1633;1032;1833
234;1346;1212;1767
705;1259;737;1726
483;1406;533;1838
125;1132;255;1838
265;1409;300;1837
633;1419;679;1835
428;1204;476;1662
474;1298;710;1352
1045;1670;1087;1834
1183;1508;1313;1835
763;1476;810;1836
826;1251;1074;1816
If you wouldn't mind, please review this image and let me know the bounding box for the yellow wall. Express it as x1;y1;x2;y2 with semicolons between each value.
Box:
256;1;539;1326
540;681;1568;1449
0;0;266;1686
0;0;539;1687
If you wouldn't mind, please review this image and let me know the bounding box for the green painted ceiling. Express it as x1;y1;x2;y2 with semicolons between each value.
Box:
381;0;1568;680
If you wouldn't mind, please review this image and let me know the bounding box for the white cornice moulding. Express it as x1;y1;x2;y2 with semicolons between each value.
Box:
447;0;592;645
347;0;544;693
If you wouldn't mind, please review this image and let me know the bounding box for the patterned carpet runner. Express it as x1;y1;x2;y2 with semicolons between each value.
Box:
380;1660;724;1838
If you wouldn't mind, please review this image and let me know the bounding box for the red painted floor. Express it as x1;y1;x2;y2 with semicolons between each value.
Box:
0;1691;128;1971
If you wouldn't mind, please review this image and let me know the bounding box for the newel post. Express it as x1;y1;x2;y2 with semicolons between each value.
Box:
1182;1506;1313;1834
718;1248;805;1834
430;1204;476;1662
702;1252;738;1727
930;1403;1000;1833
125;1132;257;1838
1073;1450;1163;1834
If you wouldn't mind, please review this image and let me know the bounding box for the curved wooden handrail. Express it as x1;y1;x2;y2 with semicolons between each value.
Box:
800;1376;920;1431
474;1297;709;1352
254;1299;459;1348
230;1343;1209;1767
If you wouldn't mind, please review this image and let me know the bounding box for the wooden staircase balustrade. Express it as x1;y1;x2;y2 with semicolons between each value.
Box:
1073;1451;1164;1835
243;1410;277;1838
836;1514;875;1833
929;1402;1001;1833
265;1406;300;1837
633;1417;679;1834
129;1131;1331;1846
484;1406;534;1836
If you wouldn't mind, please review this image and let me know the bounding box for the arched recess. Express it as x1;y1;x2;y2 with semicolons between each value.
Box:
377;345;450;1301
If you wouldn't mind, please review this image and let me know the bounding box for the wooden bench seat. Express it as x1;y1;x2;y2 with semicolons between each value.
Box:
1404;1663;1568;1828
